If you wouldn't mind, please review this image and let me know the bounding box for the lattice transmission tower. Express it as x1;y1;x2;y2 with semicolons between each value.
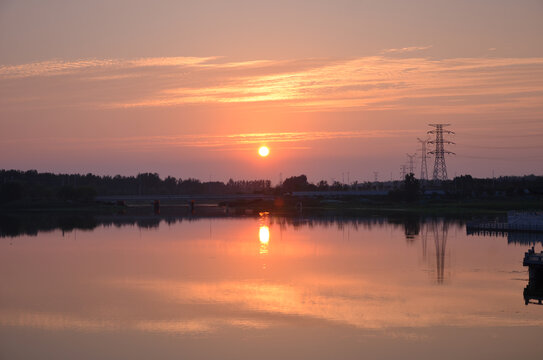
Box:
417;137;430;181
406;153;416;176
400;165;408;180
427;124;455;181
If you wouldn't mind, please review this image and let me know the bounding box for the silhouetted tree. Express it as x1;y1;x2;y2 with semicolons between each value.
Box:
317;180;329;191
282;175;310;192
404;173;420;202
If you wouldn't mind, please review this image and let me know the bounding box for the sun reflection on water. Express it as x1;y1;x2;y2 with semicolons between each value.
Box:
259;226;270;255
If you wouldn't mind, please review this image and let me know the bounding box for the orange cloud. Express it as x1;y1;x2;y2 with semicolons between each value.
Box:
380;45;433;53
2;54;543;118
2;130;417;151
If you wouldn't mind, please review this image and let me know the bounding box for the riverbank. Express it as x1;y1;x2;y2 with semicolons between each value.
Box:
1;196;540;217
0;199;123;213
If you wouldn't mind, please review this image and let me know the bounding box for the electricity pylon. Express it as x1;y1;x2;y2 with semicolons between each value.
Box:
406;153;416;175
400;165;408;180
417;137;430;181
428;124;455;181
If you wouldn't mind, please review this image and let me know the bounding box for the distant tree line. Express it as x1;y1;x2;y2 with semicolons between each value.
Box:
0;170;271;203
444;174;543;198
1;169;542;204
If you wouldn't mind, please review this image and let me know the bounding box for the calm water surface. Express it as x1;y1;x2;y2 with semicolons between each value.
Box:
1;215;542;359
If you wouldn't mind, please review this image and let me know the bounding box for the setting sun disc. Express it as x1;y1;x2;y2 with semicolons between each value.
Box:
258;146;270;157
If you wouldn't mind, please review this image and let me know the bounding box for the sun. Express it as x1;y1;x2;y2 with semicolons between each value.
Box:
258;146;270;157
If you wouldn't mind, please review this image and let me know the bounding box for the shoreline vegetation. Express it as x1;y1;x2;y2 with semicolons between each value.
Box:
0;169;541;216
1;196;541;217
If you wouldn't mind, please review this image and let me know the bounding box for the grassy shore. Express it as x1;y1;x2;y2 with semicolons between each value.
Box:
0;199;123;213
306;199;542;215
1;197;541;217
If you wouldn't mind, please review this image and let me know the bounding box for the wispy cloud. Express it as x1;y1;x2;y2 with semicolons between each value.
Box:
5;130;416;151
380;45;433;54
100;56;543;115
1;53;543;117
0;56;216;79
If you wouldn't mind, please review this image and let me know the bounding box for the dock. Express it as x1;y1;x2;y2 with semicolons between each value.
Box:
523;246;543;305
466;222;543;232
524;247;543;267
467;211;543;233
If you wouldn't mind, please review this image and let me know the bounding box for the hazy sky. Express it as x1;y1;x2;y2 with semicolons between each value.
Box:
1;0;542;182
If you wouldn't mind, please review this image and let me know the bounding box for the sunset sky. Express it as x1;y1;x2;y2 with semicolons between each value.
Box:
1;0;542;182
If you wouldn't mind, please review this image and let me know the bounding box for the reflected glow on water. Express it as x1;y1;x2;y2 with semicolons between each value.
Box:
1;216;543;359
259;225;270;244
259;225;270;255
